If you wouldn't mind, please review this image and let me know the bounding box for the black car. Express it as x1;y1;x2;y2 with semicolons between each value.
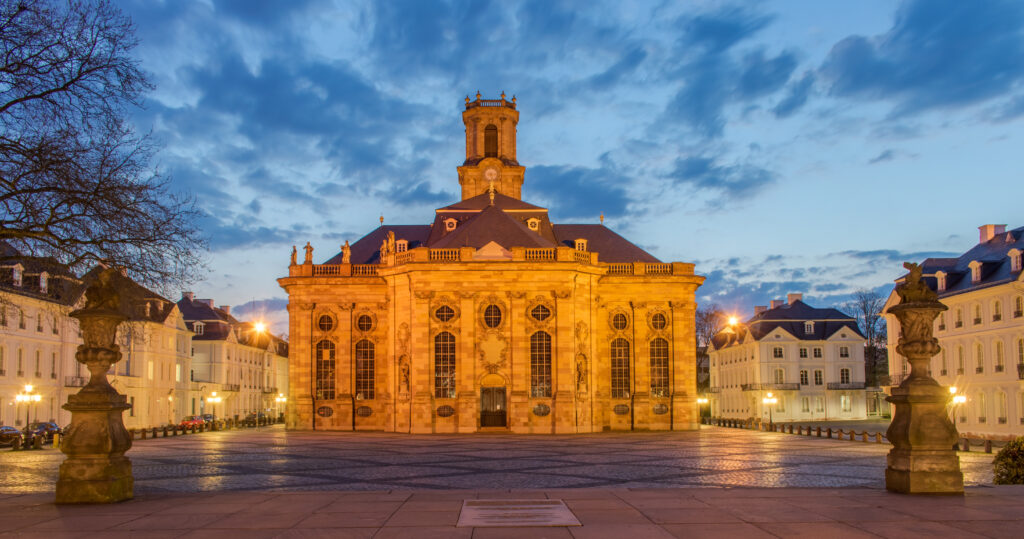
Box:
243;412;268;426
26;421;62;442
0;426;23;447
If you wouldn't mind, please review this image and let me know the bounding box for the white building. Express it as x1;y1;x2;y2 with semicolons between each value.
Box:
709;294;868;422
884;223;1024;439
177;294;289;421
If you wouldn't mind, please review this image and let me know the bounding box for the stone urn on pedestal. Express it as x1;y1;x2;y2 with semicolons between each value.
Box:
56;269;133;503
885;262;963;494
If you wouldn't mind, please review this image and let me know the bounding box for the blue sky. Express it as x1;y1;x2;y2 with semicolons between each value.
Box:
118;0;1024;335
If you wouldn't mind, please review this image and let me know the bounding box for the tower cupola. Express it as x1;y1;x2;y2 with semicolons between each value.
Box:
457;92;526;200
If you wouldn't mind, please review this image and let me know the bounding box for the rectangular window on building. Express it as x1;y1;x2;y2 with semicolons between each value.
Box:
841;395;851;412
799;370;809;385
840;368;851;384
813;348;822;358
355;339;375;400
840;346;849;358
814;370;823;385
815;396;825;412
801;397;810;413
773;347;783;359
433;333;455;399
50;353;55;379
773;368;785;384
776;397;785;413
611;338;631;399
147;361;153;380
799;348;808;358
176;364;181;383
649;338;669;398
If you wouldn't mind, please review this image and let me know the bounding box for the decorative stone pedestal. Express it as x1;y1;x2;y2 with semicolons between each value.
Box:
884;263;963;495
56;269;134;504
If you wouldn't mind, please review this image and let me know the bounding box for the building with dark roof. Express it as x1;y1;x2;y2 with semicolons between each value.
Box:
279;94;705;433
883;224;1024;439
176;293;289;420
708;293;868;422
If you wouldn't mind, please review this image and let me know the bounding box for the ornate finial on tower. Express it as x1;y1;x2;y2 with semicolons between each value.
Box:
488;180;495;206
465;95;470;105
476;90;481;100
512;95;516;106
379;215;384;227
600;212;605;225
501;90;506;101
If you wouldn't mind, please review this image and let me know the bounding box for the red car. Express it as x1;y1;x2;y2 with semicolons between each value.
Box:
178;416;205;429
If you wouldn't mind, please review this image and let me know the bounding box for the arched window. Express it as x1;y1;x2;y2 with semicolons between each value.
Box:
976;343;984;373
956;308;963;327
997;392;1007;423
649;338;669;397
940;349;948;374
957;346;965;373
315;340;336;400
1018;339;1024;366
17;348;23;375
530;332;552;397
484;124;498;157
354;340;374;400
973;305;982;325
994;300;1002;321
976;393;986;423
995;341;1005;372
1015;296;1023;318
610;338;630;398
434;332;456;398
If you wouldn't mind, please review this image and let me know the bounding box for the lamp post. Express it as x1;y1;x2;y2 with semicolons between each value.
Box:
762;391;777;427
275;393;286;424
208;392;222;429
696;397;709;421
949;386;966;425
252;321;266;430
15;384;41;430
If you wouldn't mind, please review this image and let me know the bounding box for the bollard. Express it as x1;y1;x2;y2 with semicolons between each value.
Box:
140;429;147;440
152;427;158;438
826;428;832;439
849;431;855;441
163;426;168;437
876;432;883;443
53;432;60;449
12;435;22;451
961;439;970;452
984;440;992;454
816;426;821;437
788;425;793;434
33;435;43;450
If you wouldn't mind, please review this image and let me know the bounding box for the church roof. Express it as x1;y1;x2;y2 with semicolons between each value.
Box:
324;225;431;265
431;205;555;249
438;192;546;211
553;225;660;263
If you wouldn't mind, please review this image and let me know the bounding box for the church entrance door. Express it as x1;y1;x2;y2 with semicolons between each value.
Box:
480;387;507;427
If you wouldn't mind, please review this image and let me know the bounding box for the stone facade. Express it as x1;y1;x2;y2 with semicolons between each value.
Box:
279;95;704;433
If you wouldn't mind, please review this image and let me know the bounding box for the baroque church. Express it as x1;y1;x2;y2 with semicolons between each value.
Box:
279;94;704;433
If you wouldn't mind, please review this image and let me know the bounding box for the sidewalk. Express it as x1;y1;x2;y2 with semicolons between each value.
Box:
1;485;1022;538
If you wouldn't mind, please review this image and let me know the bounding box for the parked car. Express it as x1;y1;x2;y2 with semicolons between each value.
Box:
178;416;205;430
26;421;62;442
0;426;23;447
243;412;268;427
201;414;215;425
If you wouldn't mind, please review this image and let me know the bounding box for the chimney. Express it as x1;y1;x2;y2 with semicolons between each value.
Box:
754;305;767;315
199;299;214;308
979;224;1007;243
787;293;803;305
219;305;231;315
182;291;194;302
769;299;784;309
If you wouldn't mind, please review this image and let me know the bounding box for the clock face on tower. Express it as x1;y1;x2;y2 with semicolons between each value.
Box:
484;168;498;182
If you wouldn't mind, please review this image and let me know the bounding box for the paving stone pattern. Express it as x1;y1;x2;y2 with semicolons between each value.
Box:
0;426;995;495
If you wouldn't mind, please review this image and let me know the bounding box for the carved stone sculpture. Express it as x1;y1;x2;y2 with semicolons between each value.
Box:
341;240;351;264
885;262;963;494
56;268;133;503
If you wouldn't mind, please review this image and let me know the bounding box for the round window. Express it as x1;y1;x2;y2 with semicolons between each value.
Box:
531;305;551;321
318;315;334;331
651;313;667;330
435;305;455;322
612;313;628;330
484;304;502;328
356;315;373;332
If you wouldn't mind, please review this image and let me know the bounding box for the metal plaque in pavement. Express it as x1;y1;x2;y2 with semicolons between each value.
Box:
457;499;582;527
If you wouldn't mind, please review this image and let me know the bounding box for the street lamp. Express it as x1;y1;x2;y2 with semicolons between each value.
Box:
208;391;222;429
15;384;41;429
275;393;287;423
762;391;778;426
252;321;266;429
949;386;966;424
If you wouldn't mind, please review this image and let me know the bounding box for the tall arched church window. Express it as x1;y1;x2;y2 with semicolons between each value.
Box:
530;332;552;397
649;338;669;397
315;340;336;400
484;124;498;157
355;340;375;400
434;332;456;398
611;338;630;398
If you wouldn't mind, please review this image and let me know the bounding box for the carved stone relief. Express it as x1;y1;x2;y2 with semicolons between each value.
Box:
477;333;508;374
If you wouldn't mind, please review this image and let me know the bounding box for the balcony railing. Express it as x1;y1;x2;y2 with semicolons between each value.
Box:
827;382;866;390
976;367;984;374
974;318;982;325
607;263;633;275
993;314;1002;322
65;376;87;387
524;248;556;261
428;248;461;262
707;387;721;393
223;384;241;392
741;383;800;391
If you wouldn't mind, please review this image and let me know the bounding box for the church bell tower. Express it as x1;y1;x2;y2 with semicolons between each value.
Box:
457;92;526;200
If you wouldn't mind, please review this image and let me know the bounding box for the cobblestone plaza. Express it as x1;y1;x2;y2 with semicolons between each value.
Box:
0;426;996;494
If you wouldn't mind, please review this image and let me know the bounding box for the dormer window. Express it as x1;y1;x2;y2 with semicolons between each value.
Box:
526;218;540;231
575;239;587;251
444;218;457;232
395;239;408;253
1010;249;1022;272
969;260;982;283
936;271;947;292
12;265;22;287
193;322;204;336
39;271;48;293
804;321;814;334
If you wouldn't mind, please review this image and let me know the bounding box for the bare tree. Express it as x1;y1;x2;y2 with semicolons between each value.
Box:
0;0;204;292
839;290;889;386
695;304;725;391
